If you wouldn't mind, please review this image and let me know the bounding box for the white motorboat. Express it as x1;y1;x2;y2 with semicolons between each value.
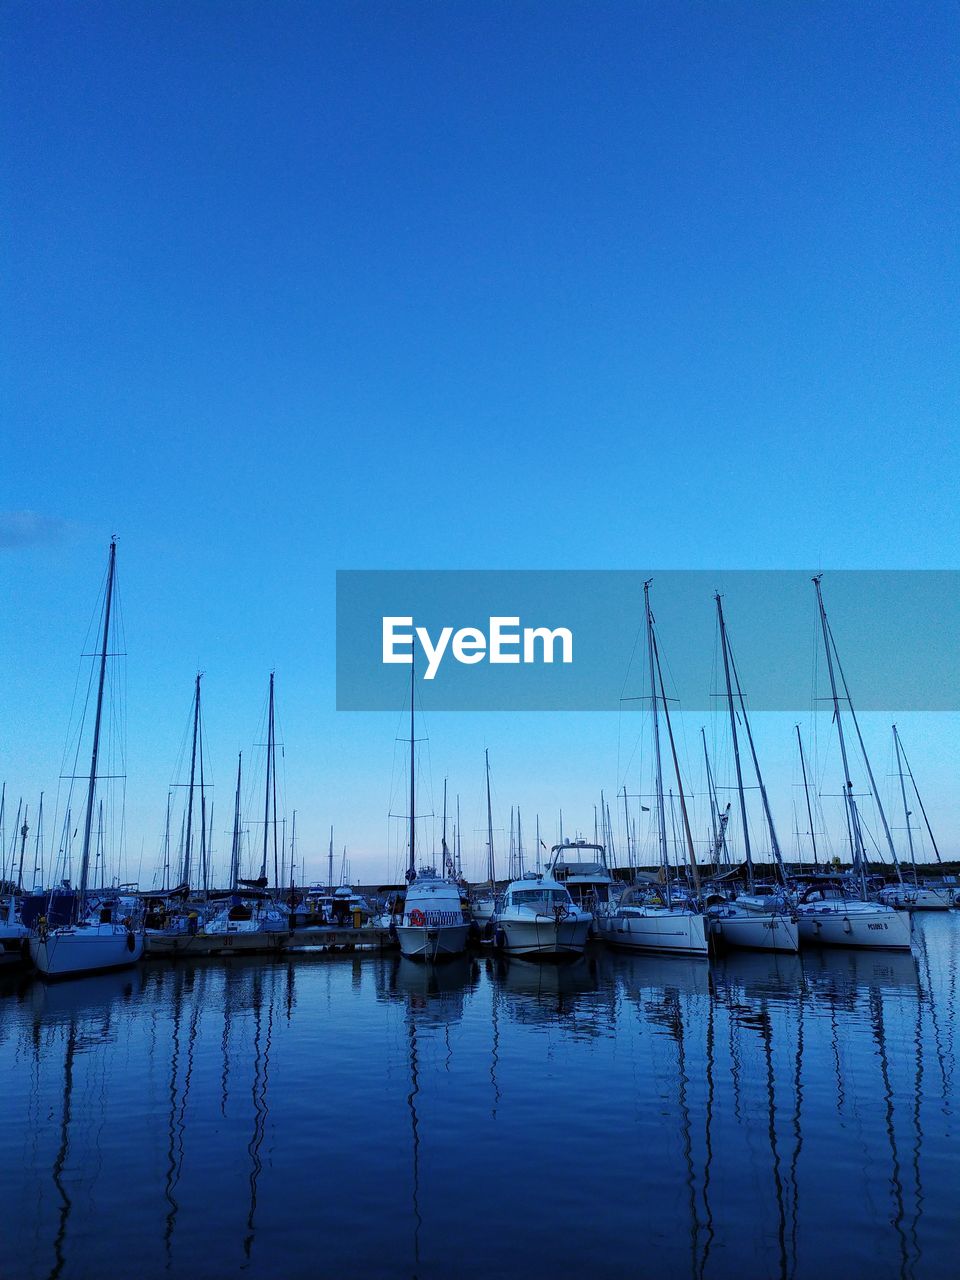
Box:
549;838;618;913
494;874;592;957
29;542;145;980
396;868;469;960
598;887;709;956
795;882;912;950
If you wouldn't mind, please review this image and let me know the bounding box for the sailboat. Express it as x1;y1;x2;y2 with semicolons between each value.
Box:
598;580;709;957
396;661;469;961
876;726;952;910
0;791;29;966
204;673;288;942
30;541;144;978
706;594;799;953
793;577;911;951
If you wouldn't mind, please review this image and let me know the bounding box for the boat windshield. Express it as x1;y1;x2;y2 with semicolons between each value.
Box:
511;889;570;907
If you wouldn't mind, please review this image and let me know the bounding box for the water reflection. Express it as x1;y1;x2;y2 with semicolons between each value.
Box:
0;920;956;1280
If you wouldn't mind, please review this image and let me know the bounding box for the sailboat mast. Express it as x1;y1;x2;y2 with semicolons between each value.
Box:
230;753;242;891
408;658;416;883
716;594;754;889
328;826;334;891
893;725;918;882
644;580;671;902
895;730;943;864
653;625;700;894
16;806;28;894
78;539;116;915
260;673;274;882
182;673;201;888
728;630;787;882
33;791;44;891
198;691;208;897
795;725;819;872
456;795;462;878
813;575;866;893
485;748;495;889
621;786;632;872
163;791;171;892
517;807;524;876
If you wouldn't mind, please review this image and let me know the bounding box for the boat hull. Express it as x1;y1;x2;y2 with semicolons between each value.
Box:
599;910;709;956
878;887;953;912
797;905;912;950
711;911;799;953
396;922;469;960
30;926;144;979
497;915;592;957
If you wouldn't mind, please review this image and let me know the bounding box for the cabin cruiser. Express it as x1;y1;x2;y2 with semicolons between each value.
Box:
204;893;288;935
494;873;592;957
795;880;911;950
396;868;469;960
598;885;709;957
291;884;372;927
548;839;621;915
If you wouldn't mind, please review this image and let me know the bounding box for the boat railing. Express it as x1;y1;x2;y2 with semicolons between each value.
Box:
403;910;465;928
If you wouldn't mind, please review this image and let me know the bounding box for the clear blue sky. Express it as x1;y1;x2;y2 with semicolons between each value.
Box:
2;2;958;884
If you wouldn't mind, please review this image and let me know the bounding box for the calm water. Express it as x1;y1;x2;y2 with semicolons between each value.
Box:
1;917;957;1280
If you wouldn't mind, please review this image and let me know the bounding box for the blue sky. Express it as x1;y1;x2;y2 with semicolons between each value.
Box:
2;2;957;885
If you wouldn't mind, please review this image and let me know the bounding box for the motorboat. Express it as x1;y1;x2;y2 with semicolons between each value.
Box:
494;873;592;957
396;868;469;960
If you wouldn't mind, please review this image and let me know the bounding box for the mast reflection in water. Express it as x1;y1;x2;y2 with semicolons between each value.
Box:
0;916;957;1280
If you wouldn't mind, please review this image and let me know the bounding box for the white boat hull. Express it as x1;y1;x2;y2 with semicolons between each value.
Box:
711;911;799;953
878;886;953;912
498;915;592;957
599;910;709;956
30;925;144;978
396;922;469;960
797;905;912;950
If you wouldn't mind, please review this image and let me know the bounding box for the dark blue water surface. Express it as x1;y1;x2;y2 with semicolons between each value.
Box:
1;916;957;1280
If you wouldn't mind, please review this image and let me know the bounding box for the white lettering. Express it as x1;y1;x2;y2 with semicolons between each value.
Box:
382;616;414;664
416;625;453;680
452;627;487;664
523;626;573;664
489;616;521;664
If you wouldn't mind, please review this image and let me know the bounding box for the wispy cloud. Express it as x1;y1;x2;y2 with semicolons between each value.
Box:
0;510;69;549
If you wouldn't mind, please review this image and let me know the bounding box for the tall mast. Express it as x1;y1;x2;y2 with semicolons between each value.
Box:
456;794;462;878
508;807;516;879
517;807;524;876
230;754;242;891
653;623;700;894
260;673;275;882
163;791;172;892
182;673;201;888
536;812;542;873
198;690;208;897
644;581;671;902
78;539;116;915
621;786;632;872
328;826;334;891
893;726;918;883
441;777;449;877
795;725;819;872
894;729;943;865
407;657;416;883
16;806;28;894
827;606;902;881
727;619;787;882
33;791;44;891
289;810;297;901
701;729;722;867
813;575;866;894
716;594;754;890
485;748;495;889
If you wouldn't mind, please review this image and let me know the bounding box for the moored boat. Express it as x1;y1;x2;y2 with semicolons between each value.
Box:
495;873;592;957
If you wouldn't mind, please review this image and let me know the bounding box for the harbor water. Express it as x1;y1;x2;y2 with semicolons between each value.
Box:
1;915;957;1280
